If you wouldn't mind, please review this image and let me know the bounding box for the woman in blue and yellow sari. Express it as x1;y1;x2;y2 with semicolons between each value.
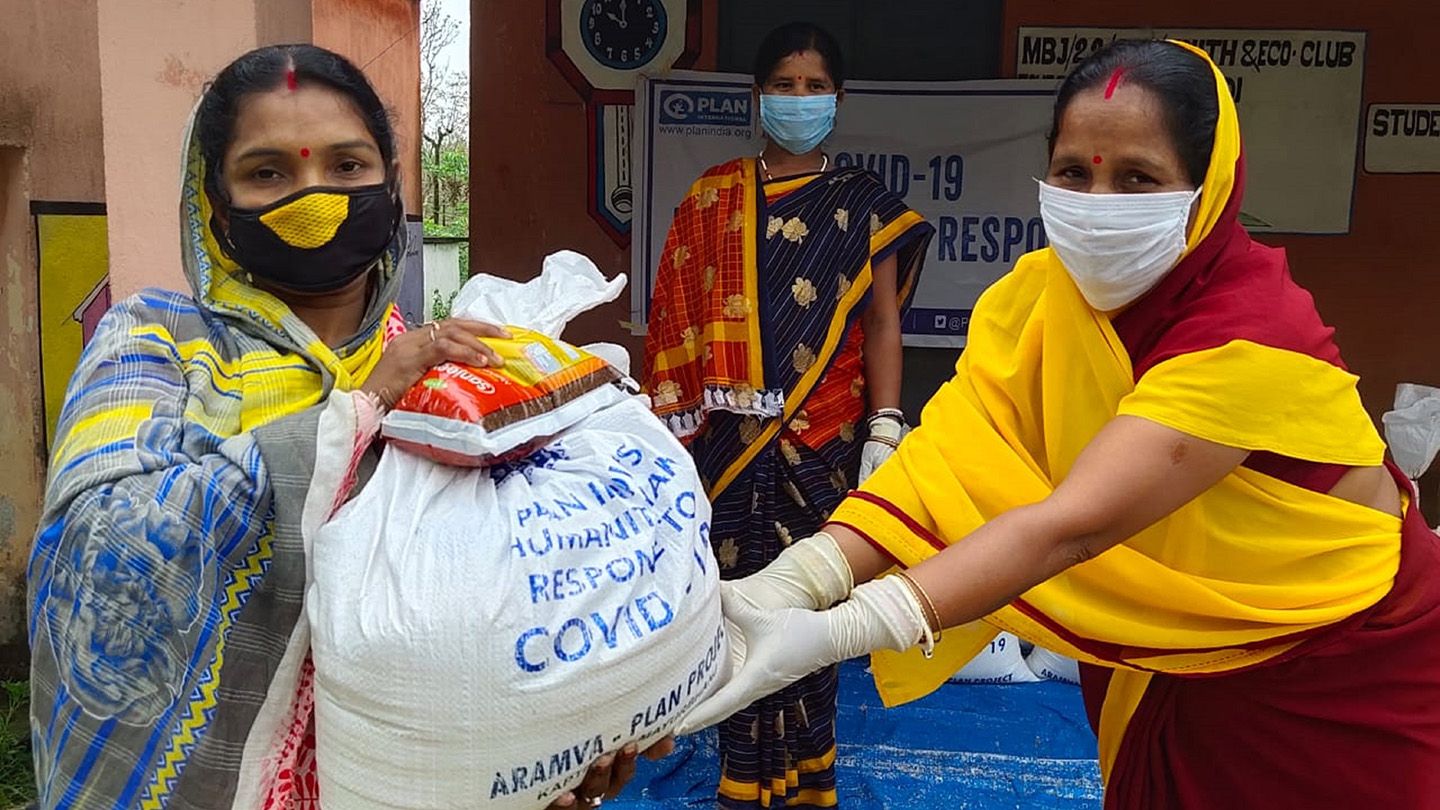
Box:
29;44;655;810
642;22;933;810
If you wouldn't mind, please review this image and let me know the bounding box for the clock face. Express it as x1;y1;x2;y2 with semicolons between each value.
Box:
581;0;668;71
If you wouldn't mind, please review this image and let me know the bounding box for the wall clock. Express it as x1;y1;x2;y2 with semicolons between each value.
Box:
547;0;701;247
581;0;667;72
547;0;701;104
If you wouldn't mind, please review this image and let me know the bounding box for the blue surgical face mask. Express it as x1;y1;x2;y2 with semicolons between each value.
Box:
759;93;837;155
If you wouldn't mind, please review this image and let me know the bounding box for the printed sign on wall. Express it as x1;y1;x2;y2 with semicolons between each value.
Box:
33;202;110;445
1365;104;1440;174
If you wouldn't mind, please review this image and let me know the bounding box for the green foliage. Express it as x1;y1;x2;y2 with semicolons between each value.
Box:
419;0;469;276
431;287;459;321
421;143;470;233
0;680;34;807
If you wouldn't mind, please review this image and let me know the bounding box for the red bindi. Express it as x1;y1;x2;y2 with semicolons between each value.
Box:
1092;155;1103;164
1103;67;1127;100
286;68;298;91
299;147;311;158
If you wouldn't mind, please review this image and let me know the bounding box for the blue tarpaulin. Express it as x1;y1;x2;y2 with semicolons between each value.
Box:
611;660;1103;809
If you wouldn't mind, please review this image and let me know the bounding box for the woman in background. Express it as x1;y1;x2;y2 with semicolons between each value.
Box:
644;21;932;810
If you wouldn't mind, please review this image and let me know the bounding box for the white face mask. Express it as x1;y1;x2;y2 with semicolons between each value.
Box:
1038;181;1201;311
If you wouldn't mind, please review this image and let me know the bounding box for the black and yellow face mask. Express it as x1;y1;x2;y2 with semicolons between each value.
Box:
220;183;400;293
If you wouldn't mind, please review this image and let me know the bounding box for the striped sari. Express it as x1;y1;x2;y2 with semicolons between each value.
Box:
644;158;932;808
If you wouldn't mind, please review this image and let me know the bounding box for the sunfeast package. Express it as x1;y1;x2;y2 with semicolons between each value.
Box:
382;329;631;466
379;251;636;466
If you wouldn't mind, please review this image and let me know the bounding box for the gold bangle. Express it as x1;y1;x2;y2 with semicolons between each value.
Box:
893;570;943;644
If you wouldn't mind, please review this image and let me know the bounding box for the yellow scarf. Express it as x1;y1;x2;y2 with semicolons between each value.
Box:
828;42;1400;782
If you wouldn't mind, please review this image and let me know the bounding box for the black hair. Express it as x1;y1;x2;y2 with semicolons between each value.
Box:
196;44;395;201
1048;40;1219;186
752;22;846;88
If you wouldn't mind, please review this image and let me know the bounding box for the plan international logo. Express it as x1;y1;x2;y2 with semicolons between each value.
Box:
658;89;751;128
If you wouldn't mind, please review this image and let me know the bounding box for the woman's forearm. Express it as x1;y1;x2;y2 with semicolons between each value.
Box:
861;253;904;413
861;315;903;412
826;502;1088;627
902;504;1081;628
825;523;898;585
822;415;1251;628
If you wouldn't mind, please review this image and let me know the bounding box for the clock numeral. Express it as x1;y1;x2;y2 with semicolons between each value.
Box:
652;21;660;35
591;1;603;14
646;5;655;17
594;31;602;47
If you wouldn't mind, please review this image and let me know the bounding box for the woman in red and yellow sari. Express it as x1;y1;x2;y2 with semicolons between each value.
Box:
676;39;1440;808
642;22;932;810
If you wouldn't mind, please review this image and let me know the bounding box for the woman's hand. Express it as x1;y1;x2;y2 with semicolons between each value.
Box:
359;319;509;407
676;578;924;735
545;738;676;808
715;532;856;685
729;531;855;612
858;413;905;484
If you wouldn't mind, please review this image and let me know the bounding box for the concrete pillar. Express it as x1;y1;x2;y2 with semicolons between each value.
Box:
0;148;44;654
96;0;314;300
0;0;107;659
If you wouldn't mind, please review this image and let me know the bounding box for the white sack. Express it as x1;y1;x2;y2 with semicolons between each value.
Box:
454;250;627;338
305;250;726;809
1025;646;1082;685
1382;384;1440;493
946;632;1040;685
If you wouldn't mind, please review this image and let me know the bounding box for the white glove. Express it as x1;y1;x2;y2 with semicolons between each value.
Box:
717;532;855;692
858;412;905;484
677;576;926;735
729;531;854;611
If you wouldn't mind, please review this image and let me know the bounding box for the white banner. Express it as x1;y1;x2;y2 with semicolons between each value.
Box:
1365;104;1440;174
632;71;1055;348
1016;27;1366;234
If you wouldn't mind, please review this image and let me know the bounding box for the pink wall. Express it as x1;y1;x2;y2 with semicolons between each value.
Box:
314;0;424;214
0;0;106;201
97;0;316;300
0;0;107;650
